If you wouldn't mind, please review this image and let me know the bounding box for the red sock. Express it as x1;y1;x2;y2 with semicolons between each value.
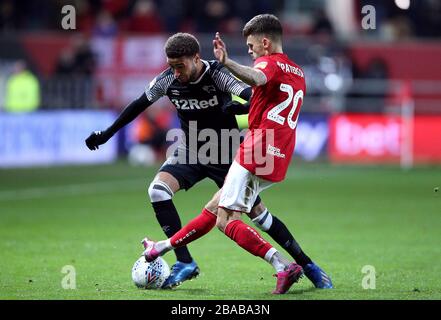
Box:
170;208;217;248
224;220;273;259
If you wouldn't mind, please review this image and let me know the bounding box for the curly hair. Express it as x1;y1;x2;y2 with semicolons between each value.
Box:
164;33;200;58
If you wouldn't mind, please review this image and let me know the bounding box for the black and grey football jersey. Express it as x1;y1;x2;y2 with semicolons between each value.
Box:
145;60;250;162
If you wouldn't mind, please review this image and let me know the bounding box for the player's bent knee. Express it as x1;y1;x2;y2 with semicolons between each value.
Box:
216;208;242;232
205;198;218;213
248;202;266;219
205;190;222;213
148;181;174;203
215;211;229;232
251;208;273;232
216;217;227;232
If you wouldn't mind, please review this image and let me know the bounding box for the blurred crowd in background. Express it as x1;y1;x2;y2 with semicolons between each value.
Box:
1;0;441;38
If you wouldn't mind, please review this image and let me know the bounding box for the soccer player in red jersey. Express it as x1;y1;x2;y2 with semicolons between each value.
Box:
143;14;332;293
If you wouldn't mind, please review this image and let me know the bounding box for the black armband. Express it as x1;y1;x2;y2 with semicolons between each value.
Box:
238;87;252;101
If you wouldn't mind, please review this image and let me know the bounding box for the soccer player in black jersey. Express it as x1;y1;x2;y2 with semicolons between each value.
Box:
86;33;322;289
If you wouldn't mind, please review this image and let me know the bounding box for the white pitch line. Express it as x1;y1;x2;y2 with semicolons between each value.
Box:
0;178;148;201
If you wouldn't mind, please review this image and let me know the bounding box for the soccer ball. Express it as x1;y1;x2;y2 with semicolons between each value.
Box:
131;256;170;289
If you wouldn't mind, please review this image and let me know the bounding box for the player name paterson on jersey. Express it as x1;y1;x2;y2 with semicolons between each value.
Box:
276;61;304;78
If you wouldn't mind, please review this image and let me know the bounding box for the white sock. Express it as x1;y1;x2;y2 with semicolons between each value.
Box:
268;251;290;273
154;239;172;255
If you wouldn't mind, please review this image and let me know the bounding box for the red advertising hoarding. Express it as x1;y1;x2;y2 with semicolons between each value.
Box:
329;114;441;164
413;116;441;162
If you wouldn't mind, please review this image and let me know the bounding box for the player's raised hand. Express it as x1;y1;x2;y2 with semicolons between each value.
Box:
85;130;111;150
213;32;228;64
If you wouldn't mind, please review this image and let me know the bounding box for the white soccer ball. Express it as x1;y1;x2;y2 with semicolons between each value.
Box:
131;256;170;289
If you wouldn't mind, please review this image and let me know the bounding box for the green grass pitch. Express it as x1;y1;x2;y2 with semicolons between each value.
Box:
0;161;440;300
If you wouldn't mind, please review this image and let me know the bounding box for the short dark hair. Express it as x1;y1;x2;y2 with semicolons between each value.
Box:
164;33;200;58
242;14;283;42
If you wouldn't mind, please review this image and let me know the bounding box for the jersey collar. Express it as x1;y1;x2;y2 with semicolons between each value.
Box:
189;60;210;85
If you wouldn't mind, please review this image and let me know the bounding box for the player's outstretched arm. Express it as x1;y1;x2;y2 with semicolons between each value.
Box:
85;92;152;150
213;32;266;87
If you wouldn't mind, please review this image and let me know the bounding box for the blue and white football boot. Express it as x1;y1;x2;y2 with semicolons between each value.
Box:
162;260;200;289
303;262;333;289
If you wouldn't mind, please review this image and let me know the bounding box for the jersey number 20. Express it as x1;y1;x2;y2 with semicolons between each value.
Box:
267;84;303;129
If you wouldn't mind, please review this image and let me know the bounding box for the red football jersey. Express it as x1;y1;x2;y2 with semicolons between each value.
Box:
236;53;306;182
